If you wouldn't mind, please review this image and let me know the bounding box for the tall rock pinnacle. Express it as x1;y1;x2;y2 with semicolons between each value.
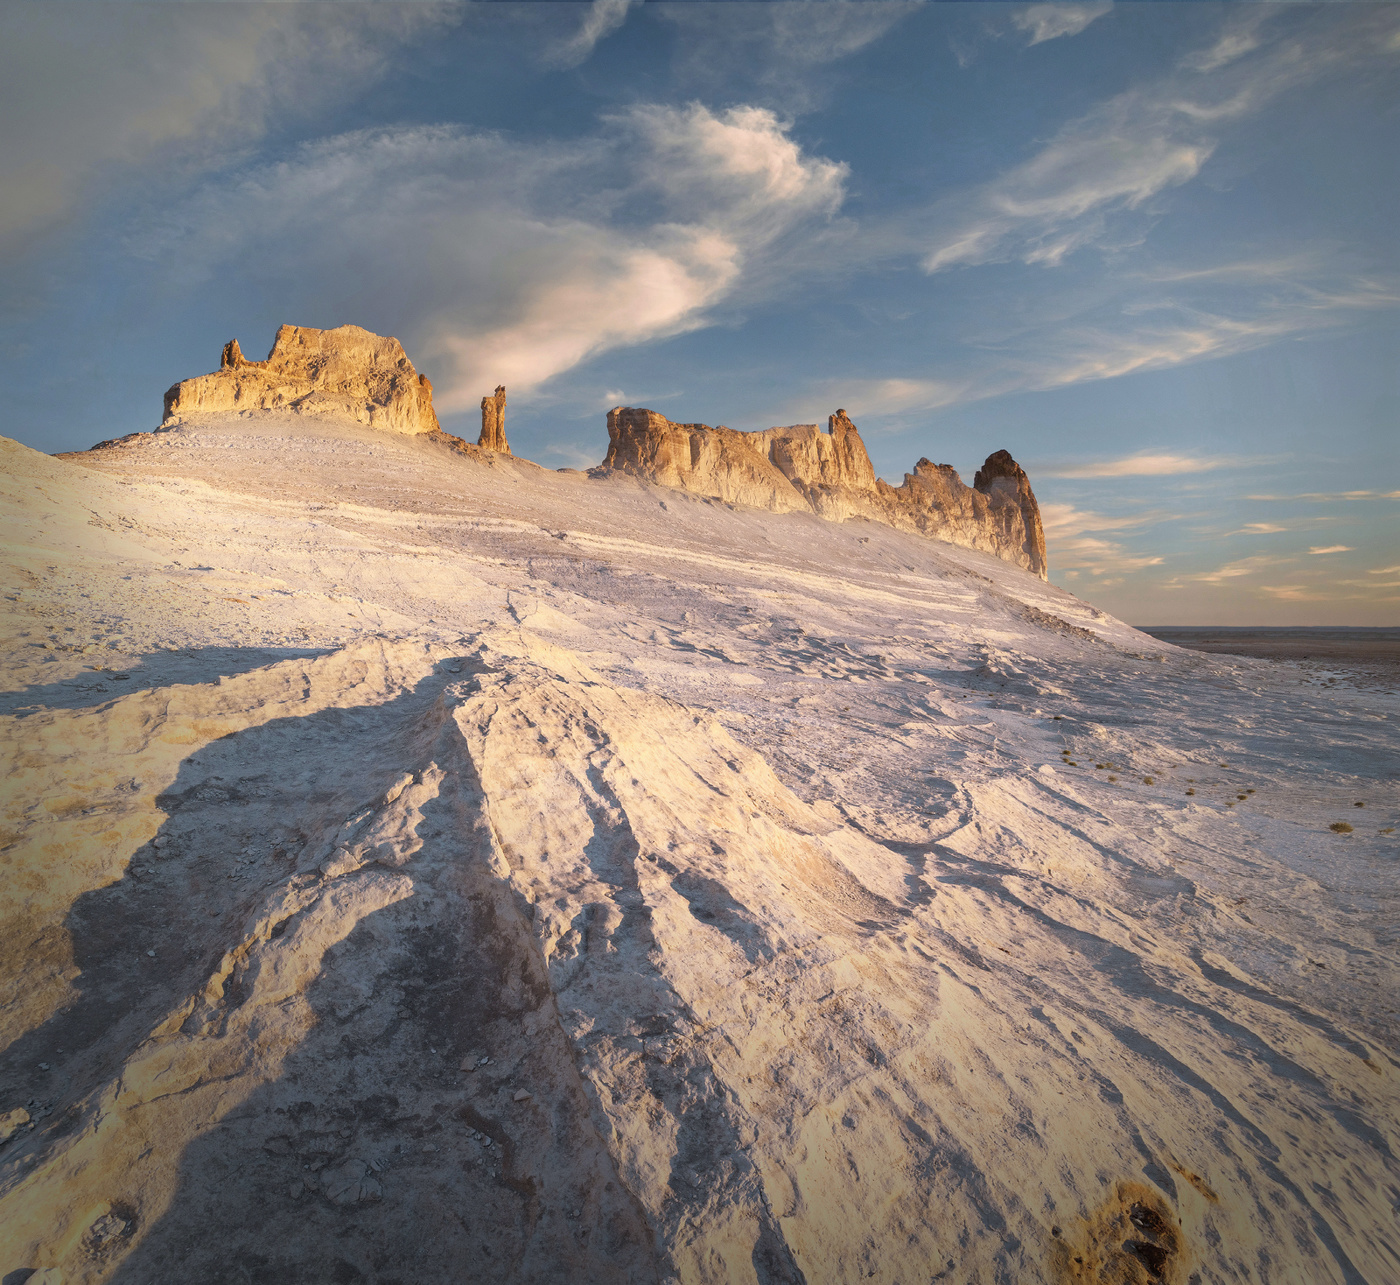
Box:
479;386;510;454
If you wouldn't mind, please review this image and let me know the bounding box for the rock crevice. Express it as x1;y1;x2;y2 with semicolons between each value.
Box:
598;406;1047;577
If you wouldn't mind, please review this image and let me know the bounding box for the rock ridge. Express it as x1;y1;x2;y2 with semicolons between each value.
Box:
162;325;440;436
598;406;1047;577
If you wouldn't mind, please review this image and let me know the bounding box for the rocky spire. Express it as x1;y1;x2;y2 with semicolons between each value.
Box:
973;449;1047;577
479;385;510;454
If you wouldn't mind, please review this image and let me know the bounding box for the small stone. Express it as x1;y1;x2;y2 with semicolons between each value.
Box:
37;1063;49;1071
513;1089;531;1102
459;1058;476;1072
146;950;156;957
289;1179;304;1199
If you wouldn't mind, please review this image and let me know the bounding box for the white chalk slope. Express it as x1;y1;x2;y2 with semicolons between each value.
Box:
1;413;1396;1285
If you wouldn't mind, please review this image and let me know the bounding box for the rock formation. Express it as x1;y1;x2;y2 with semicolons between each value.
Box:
162;325;440;436
479;385;510;453
599;406;1048;577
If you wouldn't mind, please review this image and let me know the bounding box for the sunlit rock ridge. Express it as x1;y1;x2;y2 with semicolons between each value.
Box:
600;406;1048;578
162;325;441;437
164;325;1044;575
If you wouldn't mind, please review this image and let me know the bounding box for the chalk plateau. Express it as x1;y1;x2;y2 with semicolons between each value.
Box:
600;407;1048;578
162;325;441;437
0;339;1396;1285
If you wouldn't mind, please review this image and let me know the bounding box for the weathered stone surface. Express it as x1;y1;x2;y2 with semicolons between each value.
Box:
479;385;510;453
162;325;440;436
597;406;1048;576
601;407;810;513
973;449;1047;577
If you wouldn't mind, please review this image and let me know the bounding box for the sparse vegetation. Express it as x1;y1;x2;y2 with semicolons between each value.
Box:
1143;776;1154;785
1330;822;1354;834
1186;788;1195;796
1354;801;1365;808
1107;775;1117;782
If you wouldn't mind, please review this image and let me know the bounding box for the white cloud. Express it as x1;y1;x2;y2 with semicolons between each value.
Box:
658;2;919;110
1040;502;1172;576
1012;3;1113;47
1181;16;1267;73
144;105;847;411
1047;452;1233;479
1183;555;1288;585
922;7;1400;273
816;377;970;418
0;5;447;253
1370;565;1400;575
1248;491;1400;502
543;0;635;70
1232;523;1288;535
1307;545;1354;556
1257;584;1324;602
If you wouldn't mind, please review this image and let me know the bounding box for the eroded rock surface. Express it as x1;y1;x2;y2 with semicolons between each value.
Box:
599;406;1048;577
162;325;440;436
478;385;510;454
3;428;1396;1285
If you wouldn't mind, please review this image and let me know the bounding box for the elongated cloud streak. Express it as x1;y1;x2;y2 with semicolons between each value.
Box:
143;105;846;410
1012;2;1113;47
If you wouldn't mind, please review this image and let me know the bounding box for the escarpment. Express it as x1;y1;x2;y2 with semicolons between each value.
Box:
150;325;1045;574
162;324;441;435
600;405;1047;577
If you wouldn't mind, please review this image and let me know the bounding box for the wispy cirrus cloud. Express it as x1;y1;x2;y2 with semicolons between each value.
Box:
658;2;919;111
543;0;635;70
1012;2;1114;47
1045;452;1237;479
1174;555;1289;586
141;104;847;411
1308;545;1354;555
1040;502;1172;577
1248;490;1400;502
0;4;450;255
921;6;1400;273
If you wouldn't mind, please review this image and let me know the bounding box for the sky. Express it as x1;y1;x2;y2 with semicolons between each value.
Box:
1;1;1396;625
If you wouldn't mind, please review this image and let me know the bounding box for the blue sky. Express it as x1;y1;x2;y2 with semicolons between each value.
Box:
2;1;1396;624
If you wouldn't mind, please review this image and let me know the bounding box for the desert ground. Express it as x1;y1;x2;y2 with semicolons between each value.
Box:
1;413;1397;1284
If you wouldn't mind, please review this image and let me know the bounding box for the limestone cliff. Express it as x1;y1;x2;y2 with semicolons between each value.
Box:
162;325;440;435
599;406;1048;577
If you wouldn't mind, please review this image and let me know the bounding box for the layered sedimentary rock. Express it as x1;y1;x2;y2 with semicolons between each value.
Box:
479;385;510;453
162;325;440;435
600;406;1048;577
